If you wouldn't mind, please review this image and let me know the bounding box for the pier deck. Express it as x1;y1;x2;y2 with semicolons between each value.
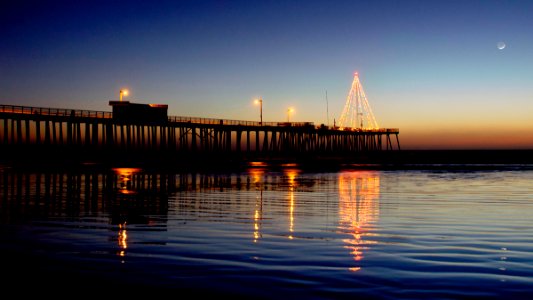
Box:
0;104;400;166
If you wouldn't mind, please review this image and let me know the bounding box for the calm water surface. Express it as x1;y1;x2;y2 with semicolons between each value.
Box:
1;166;533;298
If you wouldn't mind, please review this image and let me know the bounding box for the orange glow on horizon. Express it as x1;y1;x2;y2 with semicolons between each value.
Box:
400;129;533;150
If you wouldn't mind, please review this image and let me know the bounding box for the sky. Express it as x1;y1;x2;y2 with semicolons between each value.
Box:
1;0;533;149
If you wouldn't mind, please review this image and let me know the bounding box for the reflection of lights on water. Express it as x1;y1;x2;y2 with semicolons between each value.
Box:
249;161;268;167
285;169;299;182
250;168;264;243
249;168;300;243
285;169;298;240
254;207;261;243
338;171;380;272
281;163;298;167
112;168;142;194
289;191;294;240
118;222;128;258
249;168;265;184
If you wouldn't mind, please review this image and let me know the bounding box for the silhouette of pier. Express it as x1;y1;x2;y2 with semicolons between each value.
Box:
0;103;400;166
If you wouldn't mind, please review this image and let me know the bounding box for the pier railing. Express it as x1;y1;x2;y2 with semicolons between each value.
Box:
0;103;401;156
337;127;400;133
168;115;315;128
0;104;399;133
0;104;112;119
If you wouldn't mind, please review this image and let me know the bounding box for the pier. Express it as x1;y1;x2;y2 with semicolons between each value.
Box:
0;103;400;166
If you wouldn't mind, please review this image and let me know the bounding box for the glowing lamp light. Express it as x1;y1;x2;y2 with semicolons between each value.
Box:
254;97;263;125
287;107;294;122
119;89;129;101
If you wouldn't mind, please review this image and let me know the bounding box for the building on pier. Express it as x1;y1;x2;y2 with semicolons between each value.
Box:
109;101;168;124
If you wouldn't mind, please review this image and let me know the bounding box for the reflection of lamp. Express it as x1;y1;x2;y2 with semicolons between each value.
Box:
113;168;142;194
254;192;262;243
289;188;294;239
252;169;264;243
118;222;128;258
338;171;380;272
285;169;298;240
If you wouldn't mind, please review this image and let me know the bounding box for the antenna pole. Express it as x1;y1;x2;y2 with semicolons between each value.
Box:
326;90;329;127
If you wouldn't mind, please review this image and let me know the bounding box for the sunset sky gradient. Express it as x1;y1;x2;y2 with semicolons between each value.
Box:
1;0;532;149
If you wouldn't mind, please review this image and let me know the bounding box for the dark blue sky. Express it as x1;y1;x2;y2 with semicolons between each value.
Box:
2;0;532;148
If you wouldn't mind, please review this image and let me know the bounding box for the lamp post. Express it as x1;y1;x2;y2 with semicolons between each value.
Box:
287;107;294;122
254;97;263;125
119;89;129;101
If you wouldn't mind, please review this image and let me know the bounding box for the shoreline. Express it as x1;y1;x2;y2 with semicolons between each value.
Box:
1;149;533;172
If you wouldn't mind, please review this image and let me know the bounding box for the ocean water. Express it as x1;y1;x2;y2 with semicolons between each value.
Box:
1;166;533;299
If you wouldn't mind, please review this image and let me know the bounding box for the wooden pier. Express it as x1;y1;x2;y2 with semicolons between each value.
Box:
0;104;400;166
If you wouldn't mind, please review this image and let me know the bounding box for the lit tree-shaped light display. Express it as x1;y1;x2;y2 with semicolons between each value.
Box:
338;72;379;130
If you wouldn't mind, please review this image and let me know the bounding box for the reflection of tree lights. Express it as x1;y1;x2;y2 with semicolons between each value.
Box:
338;171;380;271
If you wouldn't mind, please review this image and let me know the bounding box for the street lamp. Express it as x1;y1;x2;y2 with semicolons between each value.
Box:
254;97;263;125
119;89;129;101
287;107;294;122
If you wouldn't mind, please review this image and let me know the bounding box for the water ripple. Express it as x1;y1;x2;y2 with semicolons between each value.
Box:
1;169;533;298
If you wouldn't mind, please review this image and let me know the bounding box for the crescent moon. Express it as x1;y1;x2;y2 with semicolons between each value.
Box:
497;42;506;50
